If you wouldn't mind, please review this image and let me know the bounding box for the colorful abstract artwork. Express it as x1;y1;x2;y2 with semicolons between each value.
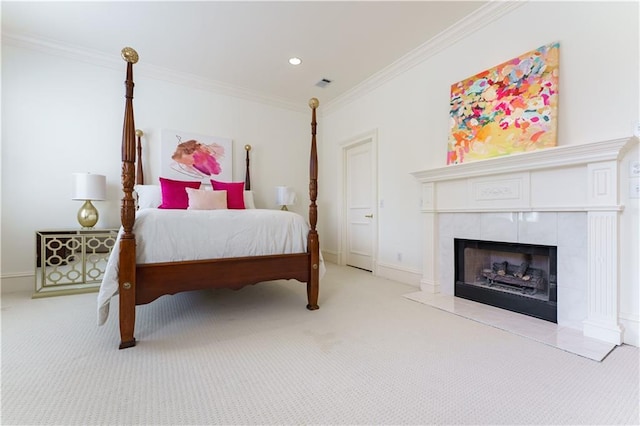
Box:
447;42;559;165
161;129;233;183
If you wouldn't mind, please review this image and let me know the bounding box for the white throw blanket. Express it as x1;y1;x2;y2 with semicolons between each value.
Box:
97;208;324;325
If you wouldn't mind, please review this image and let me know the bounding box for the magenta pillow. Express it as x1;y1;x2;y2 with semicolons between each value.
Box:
210;180;245;209
158;177;201;209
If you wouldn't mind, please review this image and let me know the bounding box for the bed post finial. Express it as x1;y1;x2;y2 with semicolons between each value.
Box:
121;47;139;64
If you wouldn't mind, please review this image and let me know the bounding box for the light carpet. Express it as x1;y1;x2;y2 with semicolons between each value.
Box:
2;263;639;425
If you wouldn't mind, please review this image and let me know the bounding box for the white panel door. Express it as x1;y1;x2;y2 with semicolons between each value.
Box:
346;141;375;271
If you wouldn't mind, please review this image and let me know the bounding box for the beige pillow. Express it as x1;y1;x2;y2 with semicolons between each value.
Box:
186;188;227;210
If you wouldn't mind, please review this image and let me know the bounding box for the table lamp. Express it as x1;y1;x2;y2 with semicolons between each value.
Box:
276;186;296;211
72;173;106;228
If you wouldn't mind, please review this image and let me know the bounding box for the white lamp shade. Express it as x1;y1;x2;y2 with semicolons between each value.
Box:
276;186;296;206
72;173;106;201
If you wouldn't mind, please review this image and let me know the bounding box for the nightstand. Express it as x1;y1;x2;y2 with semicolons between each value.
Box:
34;228;119;298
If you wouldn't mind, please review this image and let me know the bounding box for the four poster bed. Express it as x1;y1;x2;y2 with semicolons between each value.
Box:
98;47;321;349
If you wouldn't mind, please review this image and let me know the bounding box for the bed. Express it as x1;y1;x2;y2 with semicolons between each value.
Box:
99;47;321;349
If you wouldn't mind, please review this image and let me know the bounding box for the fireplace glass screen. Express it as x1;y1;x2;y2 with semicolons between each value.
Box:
454;239;557;322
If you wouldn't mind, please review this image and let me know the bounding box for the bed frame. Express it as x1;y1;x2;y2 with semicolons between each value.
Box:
117;47;320;349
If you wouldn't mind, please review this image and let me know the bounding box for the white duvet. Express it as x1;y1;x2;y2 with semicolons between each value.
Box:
97;208;323;325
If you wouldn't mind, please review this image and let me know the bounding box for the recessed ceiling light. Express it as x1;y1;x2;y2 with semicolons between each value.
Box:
288;57;302;66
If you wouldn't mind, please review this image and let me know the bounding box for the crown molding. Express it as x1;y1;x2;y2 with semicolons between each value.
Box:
3;1;527;117
2;32;121;69
1;32;307;113
323;0;528;115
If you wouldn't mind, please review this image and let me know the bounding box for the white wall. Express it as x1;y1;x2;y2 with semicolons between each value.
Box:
2;1;638;344
1;45;313;286
320;2;639;343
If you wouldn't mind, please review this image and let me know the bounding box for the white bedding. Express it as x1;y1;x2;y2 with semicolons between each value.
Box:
97;208;324;325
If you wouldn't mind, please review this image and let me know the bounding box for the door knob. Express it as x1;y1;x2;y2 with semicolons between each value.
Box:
365;214;373;218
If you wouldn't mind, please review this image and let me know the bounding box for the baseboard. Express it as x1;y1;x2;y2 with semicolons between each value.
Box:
321;249;339;265
583;319;624;346
620;312;639;347
375;262;421;287
1;273;34;294
420;278;441;294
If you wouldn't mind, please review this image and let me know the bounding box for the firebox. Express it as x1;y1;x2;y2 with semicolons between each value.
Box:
454;239;557;323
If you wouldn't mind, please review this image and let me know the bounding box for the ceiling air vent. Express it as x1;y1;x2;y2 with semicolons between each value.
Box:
315;78;332;88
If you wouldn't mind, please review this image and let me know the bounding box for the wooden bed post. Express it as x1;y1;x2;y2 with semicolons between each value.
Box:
244;144;252;191
119;47;139;349
135;129;144;186
307;98;320;310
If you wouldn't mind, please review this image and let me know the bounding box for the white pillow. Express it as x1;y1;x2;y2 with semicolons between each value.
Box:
244;190;256;209
186;188;228;210
134;184;161;209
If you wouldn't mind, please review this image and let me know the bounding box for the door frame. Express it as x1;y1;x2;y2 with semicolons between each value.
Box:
339;129;378;274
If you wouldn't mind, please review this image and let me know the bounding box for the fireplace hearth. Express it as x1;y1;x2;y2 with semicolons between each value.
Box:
454;239;557;323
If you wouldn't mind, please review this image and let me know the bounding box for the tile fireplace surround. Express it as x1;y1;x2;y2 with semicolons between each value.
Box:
411;137;638;347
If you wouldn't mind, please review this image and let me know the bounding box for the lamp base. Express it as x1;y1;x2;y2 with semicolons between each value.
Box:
77;200;99;228
280;205;288;211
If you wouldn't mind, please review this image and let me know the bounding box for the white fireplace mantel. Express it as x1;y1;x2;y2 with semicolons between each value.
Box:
411;137;638;346
412;138;634;184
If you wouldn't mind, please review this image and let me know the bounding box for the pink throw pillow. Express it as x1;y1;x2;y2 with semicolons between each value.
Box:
210;180;245;209
186;188;228;210
158;177;201;209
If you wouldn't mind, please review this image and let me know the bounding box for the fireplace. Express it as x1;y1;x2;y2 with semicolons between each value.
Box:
411;138;636;345
454;239;557;322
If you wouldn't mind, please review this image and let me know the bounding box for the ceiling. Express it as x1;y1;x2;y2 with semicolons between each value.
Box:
2;1;488;108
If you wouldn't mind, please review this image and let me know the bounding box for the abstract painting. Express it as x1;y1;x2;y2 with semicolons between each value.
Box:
161;129;232;183
447;42;559;165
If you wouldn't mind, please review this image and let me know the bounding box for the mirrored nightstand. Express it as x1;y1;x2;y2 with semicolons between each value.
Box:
34;228;118;298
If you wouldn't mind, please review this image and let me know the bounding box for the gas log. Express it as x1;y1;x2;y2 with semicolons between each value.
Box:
482;261;545;293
